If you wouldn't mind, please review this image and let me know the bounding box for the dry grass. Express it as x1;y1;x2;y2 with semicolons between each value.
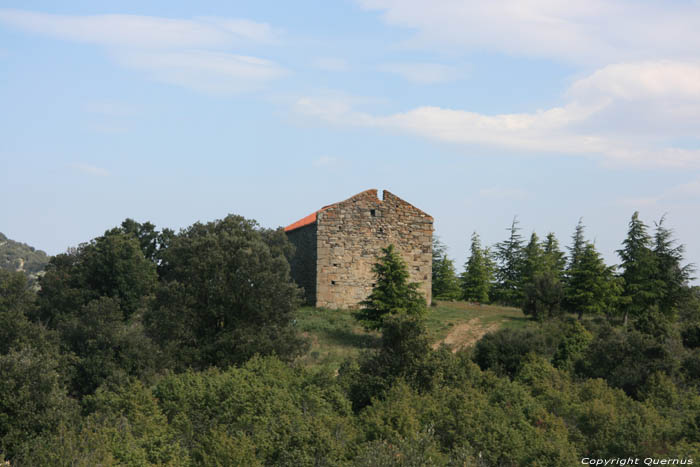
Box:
295;300;530;371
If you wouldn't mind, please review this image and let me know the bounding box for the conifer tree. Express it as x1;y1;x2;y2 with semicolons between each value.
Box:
566;242;620;320
542;232;566;278
461;232;493;303
653;215;694;319
431;238;461;301
522;233;565;320
617;212;662;326
567;218;586;272
358;244;426;330
493;217;524;306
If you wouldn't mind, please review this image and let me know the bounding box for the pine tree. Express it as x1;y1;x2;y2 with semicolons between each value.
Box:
567;218;586;272
542;232;566;278
493;217;524;306
617;212;662;326
358;244;426;330
653;215;694;319
522;232;565;320
432;237;461;301
461;232;493;303
566;242;620;320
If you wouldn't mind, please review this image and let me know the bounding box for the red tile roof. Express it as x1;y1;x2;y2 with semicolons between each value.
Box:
284;204;335;232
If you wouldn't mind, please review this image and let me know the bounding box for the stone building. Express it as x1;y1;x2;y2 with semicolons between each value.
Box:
284;189;433;309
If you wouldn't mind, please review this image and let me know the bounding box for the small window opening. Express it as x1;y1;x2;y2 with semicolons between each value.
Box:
370;209;376;217
333;263;339;267
331;281;336;285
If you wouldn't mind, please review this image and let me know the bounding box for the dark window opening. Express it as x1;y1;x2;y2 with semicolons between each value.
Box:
370;209;376;217
333;263;339;267
331;281;336;285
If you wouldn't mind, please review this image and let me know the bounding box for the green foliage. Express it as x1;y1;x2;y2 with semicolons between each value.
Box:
0;346;78;460
653;216;695;319
145;214;307;370
617;212;664;327
552;320;593;371
565;242;621;320
431;238;461;301
58;297;159;397
357;244;426;330
36;230;157;325
460;232;493;303
472;326;561;378
492;217;525;306
576;325;681;399
154;356;355;466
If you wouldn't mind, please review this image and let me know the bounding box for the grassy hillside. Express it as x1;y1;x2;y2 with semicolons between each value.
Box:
295;300;529;370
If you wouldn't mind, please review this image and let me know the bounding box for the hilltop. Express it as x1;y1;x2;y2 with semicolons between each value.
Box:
0;232;50;283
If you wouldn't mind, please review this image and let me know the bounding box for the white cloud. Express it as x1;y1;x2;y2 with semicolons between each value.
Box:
72;163;109;176
378;62;460;84
0;9;280;48
355;0;700;64
313;57;349;72
0;9;286;94
312;156;339;167
114;50;286;94
295;60;700;168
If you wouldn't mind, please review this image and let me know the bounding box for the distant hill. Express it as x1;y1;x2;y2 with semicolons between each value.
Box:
0;232;50;283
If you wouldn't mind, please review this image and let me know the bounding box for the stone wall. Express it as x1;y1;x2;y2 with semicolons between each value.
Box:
315;189;433;309
286;223;317;305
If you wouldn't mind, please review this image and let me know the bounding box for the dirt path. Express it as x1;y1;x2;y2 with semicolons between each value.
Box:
432;318;500;352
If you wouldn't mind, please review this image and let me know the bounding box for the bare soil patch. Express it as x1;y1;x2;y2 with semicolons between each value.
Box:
432;318;499;352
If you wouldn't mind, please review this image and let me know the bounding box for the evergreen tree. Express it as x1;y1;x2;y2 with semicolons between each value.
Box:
460;232;493;303
522;233;565;320
542;232;567;278
493;217;524;306
565;242;620;320
357;244;426;330
653;215;694;318
567;218;586;272
431;237;461;301
617;212;663;326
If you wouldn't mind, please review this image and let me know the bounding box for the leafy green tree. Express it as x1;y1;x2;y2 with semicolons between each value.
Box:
145;214;307;370
565;242;620;320
617;212;663;327
357;244;426;330
460;232;493;303
59;297;158;397
492;217;525;306
36;231;157;325
0;346;78;461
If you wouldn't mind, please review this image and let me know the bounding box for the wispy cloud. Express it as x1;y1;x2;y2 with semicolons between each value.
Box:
114;50;286;94
313;57;349;72
356;0;700;65
378;62;461;84
0;9;286;94
295;60;700;168
0;9;280;48
71;163;110;176
312;155;340;167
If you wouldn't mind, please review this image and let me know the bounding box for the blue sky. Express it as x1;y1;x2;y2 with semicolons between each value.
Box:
2;0;700;278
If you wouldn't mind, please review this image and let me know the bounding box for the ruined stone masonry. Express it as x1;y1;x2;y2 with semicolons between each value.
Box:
285;189;433;309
